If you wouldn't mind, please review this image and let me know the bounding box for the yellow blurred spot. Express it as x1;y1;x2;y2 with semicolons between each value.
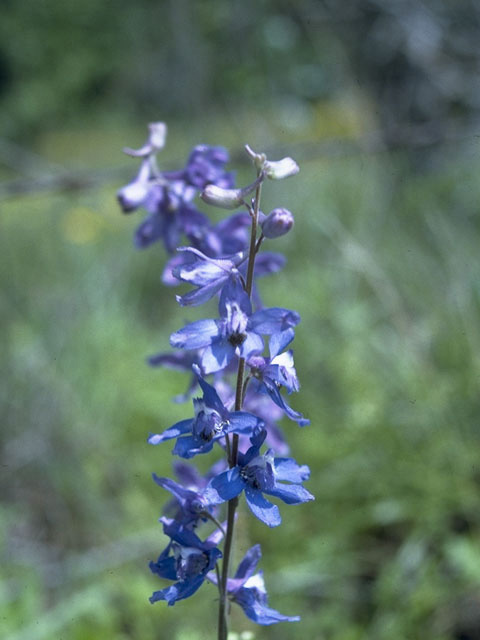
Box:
62;207;104;244
312;96;374;139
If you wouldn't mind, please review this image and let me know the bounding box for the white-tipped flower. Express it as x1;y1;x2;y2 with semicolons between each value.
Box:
117;159;151;212
147;122;167;150
264;156;299;180
123;122;168;158
200;185;245;210
261;208;295;239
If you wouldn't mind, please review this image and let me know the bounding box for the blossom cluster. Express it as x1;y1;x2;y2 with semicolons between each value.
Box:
118;123;313;633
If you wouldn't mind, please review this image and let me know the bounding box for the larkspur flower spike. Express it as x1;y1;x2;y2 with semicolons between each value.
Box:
118;124;312;637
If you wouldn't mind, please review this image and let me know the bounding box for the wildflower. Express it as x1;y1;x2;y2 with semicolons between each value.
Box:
148;367;263;459
242;390;290;455
134;190;209;252
248;328;310;426
149;519;221;605
204;429;314;527
166;246;285;308
152;465;226;528
208;544;300;625
170;277;300;374
184;145;233;190
172;248;245;307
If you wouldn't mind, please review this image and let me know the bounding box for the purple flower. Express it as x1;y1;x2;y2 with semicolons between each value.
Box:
135;195;209;253
208;211;251;254
157;460;226;528
184;145;234;190
161;212;251;285
248;328;310;426
148;367;263;458
118;133;235;252
172;248;246;307
204;429;314;527
217;382;290;455
241;390;290;455
152;460;226;528
170;277;300;374
208;544;300;625
149;519;221;606
165;247;285;309
187;211;252;259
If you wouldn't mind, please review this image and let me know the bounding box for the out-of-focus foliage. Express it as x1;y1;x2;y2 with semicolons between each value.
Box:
2;1;480;143
323;0;480;144
0;0;340;138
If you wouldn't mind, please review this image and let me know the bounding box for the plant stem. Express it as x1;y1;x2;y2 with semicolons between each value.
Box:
245;179;262;296
217;174;263;640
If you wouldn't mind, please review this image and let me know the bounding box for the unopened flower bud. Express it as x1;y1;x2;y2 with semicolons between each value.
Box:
264;157;299;180
261;208;294;239
200;185;245;209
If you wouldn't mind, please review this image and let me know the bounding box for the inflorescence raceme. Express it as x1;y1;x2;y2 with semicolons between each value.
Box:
117;123;314;637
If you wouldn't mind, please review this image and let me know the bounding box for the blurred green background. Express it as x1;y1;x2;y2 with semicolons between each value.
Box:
2;2;480;639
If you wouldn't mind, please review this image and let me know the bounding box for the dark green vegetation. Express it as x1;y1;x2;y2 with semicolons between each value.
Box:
2;118;480;639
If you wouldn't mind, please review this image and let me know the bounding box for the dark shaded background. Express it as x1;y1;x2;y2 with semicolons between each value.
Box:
2;2;480;639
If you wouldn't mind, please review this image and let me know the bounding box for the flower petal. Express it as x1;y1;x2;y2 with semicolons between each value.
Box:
273;458;310;483
219;275;251;319
228;411;263;435
148;419;193;445
253;252;286;278
234;544;262;582
149;575;205;606
265;482;315;505
149;555;177;581
245;486;281;527
176;278;226;307
135;212;166;249
170;319;220;350
269;328;295;359
204;467;245;504
201;341;235;374
249;308;300;335
173;435;214;459
239;332;264;359
152;474;194;502
236;587;300;625
262;380;310;426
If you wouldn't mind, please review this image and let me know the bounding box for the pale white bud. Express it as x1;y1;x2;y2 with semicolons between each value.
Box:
261;208;294;238
264;156;299;180
200;185;245;209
